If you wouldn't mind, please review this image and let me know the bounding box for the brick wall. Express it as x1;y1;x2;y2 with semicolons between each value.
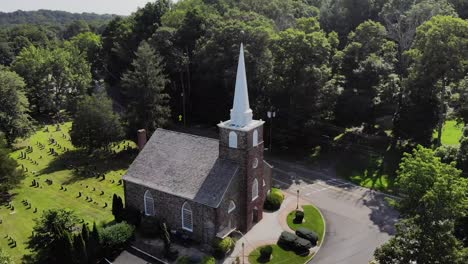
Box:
124;181;216;243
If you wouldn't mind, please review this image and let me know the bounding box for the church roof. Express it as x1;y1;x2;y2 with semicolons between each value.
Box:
123;129;239;208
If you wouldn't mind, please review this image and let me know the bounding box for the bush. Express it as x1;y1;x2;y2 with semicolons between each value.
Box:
278;231;297;248
293;237;312;253
296;227;319;246
259;245;273;260
202;256;216;264
213;237;235;258
100;222;135;256
294;210;304;223
264;188;285;211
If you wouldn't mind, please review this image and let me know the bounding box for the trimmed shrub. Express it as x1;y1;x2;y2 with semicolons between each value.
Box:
213;237;235;258
278;231;297;249
294;210;304;223
100;222;135;256
202;256;216;264
259;245;273;260
296;227;318;246
264;188;285;211
293;237;312;254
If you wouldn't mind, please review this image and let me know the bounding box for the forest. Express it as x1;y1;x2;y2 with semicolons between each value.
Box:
0;0;467;263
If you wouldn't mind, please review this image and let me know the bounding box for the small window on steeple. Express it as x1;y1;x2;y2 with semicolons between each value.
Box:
253;130;258;147
229;131;237;148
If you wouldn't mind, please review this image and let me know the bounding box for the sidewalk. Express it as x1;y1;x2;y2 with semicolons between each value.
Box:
225;194;318;264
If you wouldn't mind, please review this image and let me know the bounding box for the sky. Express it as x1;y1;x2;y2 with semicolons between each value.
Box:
0;0;162;16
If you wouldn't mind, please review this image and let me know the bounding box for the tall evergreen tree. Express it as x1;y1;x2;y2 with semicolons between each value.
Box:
121;40;171;135
87;222;100;263
73;234;88;264
81;223;89;244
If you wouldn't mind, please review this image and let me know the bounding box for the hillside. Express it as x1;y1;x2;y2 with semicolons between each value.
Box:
0;9;116;27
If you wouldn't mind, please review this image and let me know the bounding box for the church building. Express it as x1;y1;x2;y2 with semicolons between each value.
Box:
123;43;272;243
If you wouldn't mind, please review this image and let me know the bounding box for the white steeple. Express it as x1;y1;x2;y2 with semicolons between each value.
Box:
230;43;253;127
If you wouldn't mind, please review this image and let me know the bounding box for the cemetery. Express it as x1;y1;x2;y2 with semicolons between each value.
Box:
0;122;136;262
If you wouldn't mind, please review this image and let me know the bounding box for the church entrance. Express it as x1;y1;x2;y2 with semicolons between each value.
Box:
253;207;259;223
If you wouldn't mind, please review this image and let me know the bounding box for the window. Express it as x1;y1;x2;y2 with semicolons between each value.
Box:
253;158;258;169
252;178;259;201
253;130;258;146
263;179;266;187
229;131;237;148
144;190;154;216
182;202;193;232
228;200;236;213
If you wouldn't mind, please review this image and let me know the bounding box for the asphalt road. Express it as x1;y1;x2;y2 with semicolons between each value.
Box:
269;158;399;264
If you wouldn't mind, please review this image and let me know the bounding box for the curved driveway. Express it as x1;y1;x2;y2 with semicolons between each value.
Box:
269;158;399;264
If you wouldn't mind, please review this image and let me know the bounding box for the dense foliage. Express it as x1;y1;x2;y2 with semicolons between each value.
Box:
0;135;24;198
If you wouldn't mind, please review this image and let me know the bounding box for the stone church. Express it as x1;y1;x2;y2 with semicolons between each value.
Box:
123;43;272;243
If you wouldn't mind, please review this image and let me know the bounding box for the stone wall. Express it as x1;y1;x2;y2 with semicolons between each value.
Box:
124;181;217;243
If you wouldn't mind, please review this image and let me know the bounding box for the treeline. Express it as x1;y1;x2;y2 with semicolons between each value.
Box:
0;10;115;28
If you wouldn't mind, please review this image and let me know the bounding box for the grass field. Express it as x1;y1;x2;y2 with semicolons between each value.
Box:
0;122;136;263
248;244;314;264
433;120;464;146
287;205;325;245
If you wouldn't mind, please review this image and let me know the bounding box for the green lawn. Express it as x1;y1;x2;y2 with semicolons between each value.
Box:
0;122;136;263
433;120;464;146
248;244;314;264
287;205;325;245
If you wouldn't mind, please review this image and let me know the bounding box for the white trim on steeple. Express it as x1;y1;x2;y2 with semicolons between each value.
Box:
230;43;253;128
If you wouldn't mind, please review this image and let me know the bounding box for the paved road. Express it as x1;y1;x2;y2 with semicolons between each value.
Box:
269;159;399;264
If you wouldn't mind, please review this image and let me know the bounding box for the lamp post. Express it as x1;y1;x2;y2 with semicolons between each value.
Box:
267;109;276;151
242;242;245;264
296;189;300;210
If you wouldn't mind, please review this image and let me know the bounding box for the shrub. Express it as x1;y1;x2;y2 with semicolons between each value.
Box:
100;222;135;256
293;237;312;254
278;231;297;249
259;245;273;260
294;210;304;223
213;237;235;258
296;227;319;246
202;256;216;264
264;188;285;211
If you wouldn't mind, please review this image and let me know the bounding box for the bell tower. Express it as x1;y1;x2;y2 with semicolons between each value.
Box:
218;43;266;232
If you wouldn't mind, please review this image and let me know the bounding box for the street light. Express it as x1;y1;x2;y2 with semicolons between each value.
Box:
242;242;245;264
296;189;300;210
267;109;277;151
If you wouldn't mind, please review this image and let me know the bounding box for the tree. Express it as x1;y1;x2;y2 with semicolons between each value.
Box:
0;135;24;199
407;16;467;145
87;222;100;263
457;126;468;172
0;68;32;144
121;41;171;134
334;20;398;130
62;20;90;39
112;194;124;222
81;224;89;245
12;45;92;117
55;231;74;264
70;93;123;152
68;32;103;79
379;0;456;73
375;146;468;263
28;209;79;263
73;234;88;264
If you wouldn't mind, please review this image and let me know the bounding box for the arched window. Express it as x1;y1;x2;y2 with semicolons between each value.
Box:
144;190;154;216
252;178;259;201
253;130;258;146
228;200;236;213
229;131;237;148
182;202;193;232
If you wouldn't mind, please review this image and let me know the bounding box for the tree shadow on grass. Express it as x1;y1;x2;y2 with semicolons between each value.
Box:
40;148;138;185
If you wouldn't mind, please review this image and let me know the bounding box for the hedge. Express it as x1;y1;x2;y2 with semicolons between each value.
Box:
213;237;235;258
259;245;273;260
294;210;304;223
278;231;312;253
296;227;318;246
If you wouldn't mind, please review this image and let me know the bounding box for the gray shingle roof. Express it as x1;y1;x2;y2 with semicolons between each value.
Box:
123;129;239;208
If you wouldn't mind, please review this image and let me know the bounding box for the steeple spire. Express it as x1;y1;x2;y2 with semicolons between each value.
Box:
230;43;253;127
